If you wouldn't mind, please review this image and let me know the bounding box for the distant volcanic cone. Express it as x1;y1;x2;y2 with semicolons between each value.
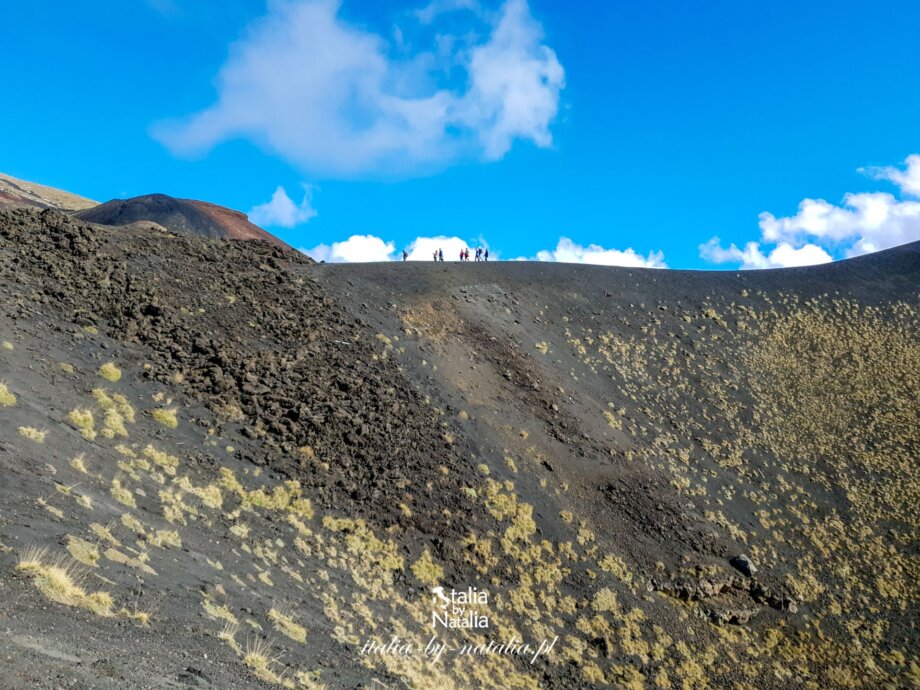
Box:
76;193;290;249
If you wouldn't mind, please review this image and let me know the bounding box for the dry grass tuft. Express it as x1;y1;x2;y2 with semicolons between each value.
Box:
68;408;96;440
147;530;182;549
218;621;242;654
120;512;145;535
119;607;151;625
92;388;135;422
16;548;113;616
101;409;128;438
269;607;307;643
110;478;136;508
230;523;250;539
84;389;132;438
66;536;100;567
98;362;122;382
36;498;64;519
90;522;120;546
190;483;223;510
202;595;237;625
0;382;16;406
142;444;179;475
295;670;327;690
104;548;157;575
243;638;287;686
18;426;47;442
70;454;89;474
410;548;444;586
152;407;178;428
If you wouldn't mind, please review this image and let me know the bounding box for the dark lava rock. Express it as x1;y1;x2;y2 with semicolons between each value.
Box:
730;554;758;577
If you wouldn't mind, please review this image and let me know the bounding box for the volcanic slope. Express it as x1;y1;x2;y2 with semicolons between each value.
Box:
0;172;98;211
0;206;918;690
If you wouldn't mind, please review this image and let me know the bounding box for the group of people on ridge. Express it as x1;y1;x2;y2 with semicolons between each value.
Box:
400;247;491;261
410;247;488;262
460;247;488;261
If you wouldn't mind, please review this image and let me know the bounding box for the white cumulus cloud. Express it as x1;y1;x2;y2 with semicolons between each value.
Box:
248;185;317;228
153;0;564;177
758;193;920;256
861;153;920;198
304;233;489;262
532;237;666;268
701;154;920;268
699;238;832;269
405;235;485;260
305;235;396;263
460;0;565;160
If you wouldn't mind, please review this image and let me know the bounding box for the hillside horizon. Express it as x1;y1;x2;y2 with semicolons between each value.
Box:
2;171;918;271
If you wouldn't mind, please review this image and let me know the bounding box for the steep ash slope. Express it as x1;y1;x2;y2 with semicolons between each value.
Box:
0;208;918;690
316;246;920;687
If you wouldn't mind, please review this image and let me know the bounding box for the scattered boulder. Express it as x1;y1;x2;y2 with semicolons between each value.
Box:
730;554;757;577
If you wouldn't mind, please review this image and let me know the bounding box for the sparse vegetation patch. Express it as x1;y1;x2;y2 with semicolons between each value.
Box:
98;362;122;382
17;548;113;616
0;382;16;406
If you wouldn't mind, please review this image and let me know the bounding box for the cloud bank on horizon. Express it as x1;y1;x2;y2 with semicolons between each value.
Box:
530;238;666;267
307;235;474;263
292;154;920;268
701;154;920;269
303;234;666;267
258;153;920;269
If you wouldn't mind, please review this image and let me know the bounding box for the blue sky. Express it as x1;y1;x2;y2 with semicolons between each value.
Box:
2;0;919;267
